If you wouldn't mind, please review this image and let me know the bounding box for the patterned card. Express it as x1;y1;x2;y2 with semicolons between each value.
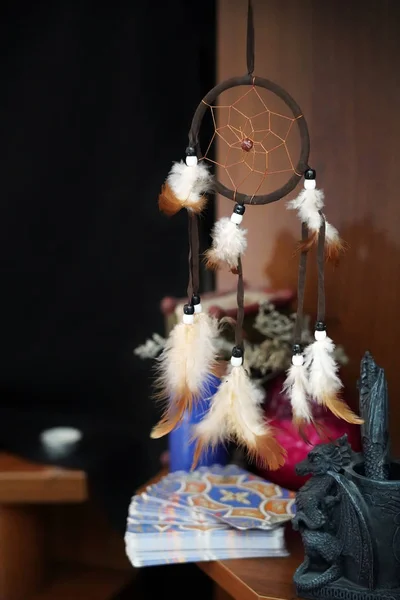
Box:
125;520;284;551
146;464;296;530
129;492;219;525
126;522;228;535
126;547;285;567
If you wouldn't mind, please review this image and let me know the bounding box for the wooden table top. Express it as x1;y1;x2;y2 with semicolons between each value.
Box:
198;528;301;600
0;454;303;600
0;452;87;504
138;467;302;600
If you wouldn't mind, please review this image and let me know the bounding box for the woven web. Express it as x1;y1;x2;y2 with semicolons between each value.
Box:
201;85;302;198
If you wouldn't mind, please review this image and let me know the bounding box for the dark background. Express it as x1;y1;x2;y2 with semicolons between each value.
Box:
0;0;216;532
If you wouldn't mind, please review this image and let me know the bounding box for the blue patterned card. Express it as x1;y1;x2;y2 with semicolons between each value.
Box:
128;495;217;525
146;464;296;530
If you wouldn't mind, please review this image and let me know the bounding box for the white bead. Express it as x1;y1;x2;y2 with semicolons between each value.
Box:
183;313;194;325
292;353;304;367
230;212;243;225
315;329;327;341
185;155;198;167
304;179;316;190
194;303;202;314
230;355;243;367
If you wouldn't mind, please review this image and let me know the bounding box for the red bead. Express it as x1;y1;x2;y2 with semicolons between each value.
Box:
241;137;253;152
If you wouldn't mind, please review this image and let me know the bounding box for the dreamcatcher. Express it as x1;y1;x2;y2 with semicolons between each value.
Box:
151;0;362;470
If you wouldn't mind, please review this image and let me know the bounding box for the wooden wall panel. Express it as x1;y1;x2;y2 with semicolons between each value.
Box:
216;0;400;451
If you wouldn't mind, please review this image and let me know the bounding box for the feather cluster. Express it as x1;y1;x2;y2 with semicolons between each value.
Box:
204;217;247;271
282;361;312;427
287;188;344;261
150;312;220;439
191;364;286;470
284;334;363;429
158;161;212;216
305;335;363;424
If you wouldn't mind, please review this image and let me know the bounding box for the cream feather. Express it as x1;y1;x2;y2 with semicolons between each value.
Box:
287;188;344;261
283;363;312;426
159;161;213;216
287;188;324;231
191;364;286;470
304;335;363;424
167;161;212;205
325;221;340;245
204;217;247;271
151;311;220;438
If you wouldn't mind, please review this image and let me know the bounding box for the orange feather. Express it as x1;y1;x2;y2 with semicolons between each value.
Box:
323;393;364;425
247;433;287;471
158;183;207;217
203;248;222;271
150;387;192;439
191;430;286;472
158;183;182;216
296;230;346;264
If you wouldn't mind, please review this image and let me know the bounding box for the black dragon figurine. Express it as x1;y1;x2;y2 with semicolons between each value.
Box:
294;352;400;600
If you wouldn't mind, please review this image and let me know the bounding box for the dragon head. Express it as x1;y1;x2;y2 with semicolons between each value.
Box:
295;434;353;476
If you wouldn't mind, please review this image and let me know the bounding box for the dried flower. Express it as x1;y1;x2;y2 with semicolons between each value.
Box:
133;333;166;359
133;300;348;378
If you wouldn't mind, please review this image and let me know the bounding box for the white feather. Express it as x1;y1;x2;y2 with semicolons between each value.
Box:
208;218;247;268
287;188;324;233
325;221;340;244
167;161;212;206
283;363;312;423
155;311;220;400
194;365;266;444
304;336;342;402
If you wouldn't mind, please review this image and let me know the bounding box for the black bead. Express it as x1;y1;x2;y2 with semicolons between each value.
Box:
315;321;326;331
192;294;201;306
304;168;316;180
183;303;195;315
292;343;302;354
231;346;243;359
185;146;196;157
233;203;245;215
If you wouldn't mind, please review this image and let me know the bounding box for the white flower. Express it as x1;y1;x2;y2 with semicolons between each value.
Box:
133;333;166;359
253;302;294;342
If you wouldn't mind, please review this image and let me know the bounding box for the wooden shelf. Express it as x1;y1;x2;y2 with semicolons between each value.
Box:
29;564;133;600
198;528;302;600
0;452;87;504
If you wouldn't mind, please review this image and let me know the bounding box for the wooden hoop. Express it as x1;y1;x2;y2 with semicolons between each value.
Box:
188;74;310;206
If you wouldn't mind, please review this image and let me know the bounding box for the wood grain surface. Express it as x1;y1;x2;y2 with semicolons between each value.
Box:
217;0;400;453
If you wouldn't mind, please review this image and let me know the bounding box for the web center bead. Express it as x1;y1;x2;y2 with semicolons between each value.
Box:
241;137;253;152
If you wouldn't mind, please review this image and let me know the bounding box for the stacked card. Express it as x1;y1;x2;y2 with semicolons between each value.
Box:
125;464;296;567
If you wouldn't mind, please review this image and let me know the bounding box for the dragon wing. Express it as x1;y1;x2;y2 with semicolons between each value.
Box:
328;470;374;590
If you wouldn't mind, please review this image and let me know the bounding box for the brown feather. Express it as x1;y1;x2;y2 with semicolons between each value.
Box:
203;248;222;271
293;419;329;445
323;393;364;425
295;229;346;265
247;433;287;471
158;183;207;216
158;183;183;216
150;408;183;439
191;431;286;472
293;416;313;444
314;420;335;442
190;439;204;471
186;195;207;214
296;230;318;254
326;237;346;264
150;384;194;439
